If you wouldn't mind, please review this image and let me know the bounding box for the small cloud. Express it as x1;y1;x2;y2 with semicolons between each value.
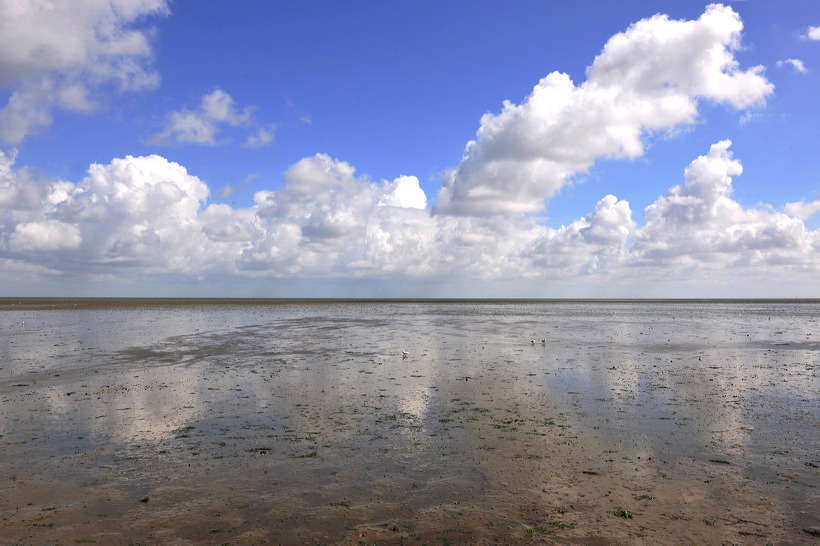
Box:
150;89;259;146
201;89;254;127
784;197;820;220
776;58;807;73
739;111;761;126
806;26;820;40
217;185;234;199
245;125;276;148
218;172;260;199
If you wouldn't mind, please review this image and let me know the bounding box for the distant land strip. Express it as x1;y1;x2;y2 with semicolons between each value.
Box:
1;297;819;311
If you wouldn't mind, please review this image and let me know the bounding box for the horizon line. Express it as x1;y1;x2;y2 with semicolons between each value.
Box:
2;296;819;307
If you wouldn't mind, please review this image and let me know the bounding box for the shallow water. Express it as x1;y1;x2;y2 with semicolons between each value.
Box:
1;300;818;544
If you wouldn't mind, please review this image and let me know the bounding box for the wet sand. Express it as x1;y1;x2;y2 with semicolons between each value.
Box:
1;300;818;544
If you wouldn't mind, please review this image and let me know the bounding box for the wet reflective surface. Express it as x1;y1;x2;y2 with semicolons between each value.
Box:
1;300;818;543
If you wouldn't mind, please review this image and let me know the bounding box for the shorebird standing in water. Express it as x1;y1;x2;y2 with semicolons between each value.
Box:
402;350;408;358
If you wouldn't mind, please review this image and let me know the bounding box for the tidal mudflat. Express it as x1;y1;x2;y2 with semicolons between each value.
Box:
1;299;817;544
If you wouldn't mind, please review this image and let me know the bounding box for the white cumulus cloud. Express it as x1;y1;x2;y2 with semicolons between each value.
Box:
0;143;818;294
633;141;817;273
807;26;820;40
1;149;44;209
238;154;434;276
9;220;81;252
436;4;773;216
379;175;427;209
0;0;168;144
0;153;226;275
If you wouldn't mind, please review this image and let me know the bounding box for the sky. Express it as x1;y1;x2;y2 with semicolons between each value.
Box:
0;0;818;298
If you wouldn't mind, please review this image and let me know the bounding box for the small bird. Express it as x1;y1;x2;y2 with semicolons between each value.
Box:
541;339;546;344
402;350;409;358
530;340;536;344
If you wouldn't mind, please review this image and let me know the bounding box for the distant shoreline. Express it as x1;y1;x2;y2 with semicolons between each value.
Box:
1;297;819;311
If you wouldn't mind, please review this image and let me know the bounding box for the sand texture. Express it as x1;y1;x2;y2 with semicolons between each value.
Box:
1;300;818;544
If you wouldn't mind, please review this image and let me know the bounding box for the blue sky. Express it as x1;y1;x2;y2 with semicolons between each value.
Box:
1;0;818;297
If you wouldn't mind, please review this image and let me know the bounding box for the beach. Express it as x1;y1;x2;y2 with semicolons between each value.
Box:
1;300;818;544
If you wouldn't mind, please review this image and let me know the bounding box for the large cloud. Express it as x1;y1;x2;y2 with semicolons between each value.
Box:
0;0;168;144
237;154;435;276
0;151;439;281
9;220;81;252
529;195;636;273
436;4;774;215
1;141;817;294
0;148;48;209
1;152;219;275
632;141;819;277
